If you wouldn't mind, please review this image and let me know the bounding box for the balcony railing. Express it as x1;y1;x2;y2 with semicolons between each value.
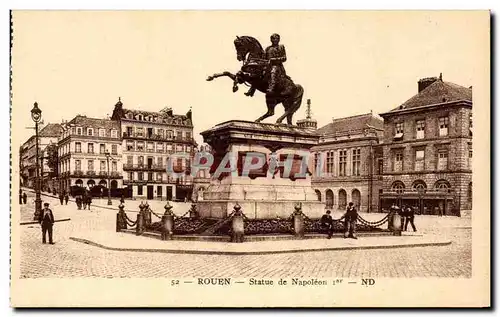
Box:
86;170;97;176
381;188;453;196
122;132;194;143
123;164;166;171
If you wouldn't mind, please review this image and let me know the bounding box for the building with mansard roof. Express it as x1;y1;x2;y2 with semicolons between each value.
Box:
379;74;472;216
310;111;384;213
58;115;123;196
111;98;197;201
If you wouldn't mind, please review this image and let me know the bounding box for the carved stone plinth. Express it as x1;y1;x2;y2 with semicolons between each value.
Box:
197;120;325;219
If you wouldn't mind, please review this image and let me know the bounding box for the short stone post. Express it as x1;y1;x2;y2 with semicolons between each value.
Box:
161;201;174;240
136;212;144;236
390;210;402;236
292;202;305;238
116;202;127;232
231;203;244;243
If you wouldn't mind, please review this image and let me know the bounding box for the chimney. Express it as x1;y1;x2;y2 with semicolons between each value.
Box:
418;76;439;93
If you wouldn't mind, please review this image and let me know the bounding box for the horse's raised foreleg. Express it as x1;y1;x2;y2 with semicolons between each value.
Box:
256;97;278;123
206;71;237;82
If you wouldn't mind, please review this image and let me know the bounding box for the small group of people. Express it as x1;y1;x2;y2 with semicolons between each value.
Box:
321;202;359;240
76;191;92;210
18;190;27;205
58;190;69;205
391;204;417;232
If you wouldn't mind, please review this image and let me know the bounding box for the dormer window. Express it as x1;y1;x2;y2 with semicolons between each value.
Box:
99;128;105;137
416;120;425;139
111;129;118;138
88;128;94;136
76;127;82;136
394;122;404;140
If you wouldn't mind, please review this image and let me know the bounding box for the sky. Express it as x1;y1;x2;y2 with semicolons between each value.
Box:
11;11;488;147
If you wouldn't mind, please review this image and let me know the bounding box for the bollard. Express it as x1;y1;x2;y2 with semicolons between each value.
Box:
116;213;122;232
392;212;402;236
117;203;127;231
231;203;244;243
162;202;175;240
293;202;305;238
144;202;152;225
136;212;144;236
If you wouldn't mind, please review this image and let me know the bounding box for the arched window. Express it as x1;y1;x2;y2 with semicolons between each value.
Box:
352;189;361;209
111;180;118;189
338;189;347;209
99;179;107;187
315;189;322;202
434;179;451;192
87;180;95;188
412;180;427;193
325;189;333;208
391;181;405;194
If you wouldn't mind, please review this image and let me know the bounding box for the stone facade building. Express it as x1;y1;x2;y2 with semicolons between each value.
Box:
379;75;472;216
311;113;384;212
20;123;61;189
111;99;196;201
58;115;123;195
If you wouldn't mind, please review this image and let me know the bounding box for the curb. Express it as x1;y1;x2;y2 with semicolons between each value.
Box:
20;218;71;226
69;237;451;255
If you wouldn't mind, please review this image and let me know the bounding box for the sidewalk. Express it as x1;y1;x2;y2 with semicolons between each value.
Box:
70;230;451;255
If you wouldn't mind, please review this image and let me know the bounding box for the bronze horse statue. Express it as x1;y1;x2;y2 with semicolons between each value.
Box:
206;36;304;125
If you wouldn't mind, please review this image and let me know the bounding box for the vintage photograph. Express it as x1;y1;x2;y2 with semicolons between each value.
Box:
10;11;490;307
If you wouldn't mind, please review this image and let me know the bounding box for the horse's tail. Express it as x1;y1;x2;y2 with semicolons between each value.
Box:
291;84;304;113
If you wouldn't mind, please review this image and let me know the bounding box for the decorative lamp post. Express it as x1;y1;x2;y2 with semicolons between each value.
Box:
105;150;113;205
31;102;42;220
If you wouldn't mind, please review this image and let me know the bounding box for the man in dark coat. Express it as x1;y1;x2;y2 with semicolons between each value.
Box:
59;192;64;205
404;206;417;232
19;190;23;205
64;192;69;205
320;210;334;239
22;192;27;204
38;202;55;244
344;202;358;239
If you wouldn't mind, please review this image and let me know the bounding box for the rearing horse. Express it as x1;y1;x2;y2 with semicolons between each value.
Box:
206;36;304;125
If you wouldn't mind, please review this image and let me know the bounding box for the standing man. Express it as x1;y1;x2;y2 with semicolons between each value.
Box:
404;205;417;232
344;202;358;239
19;189;23;205
64;192;69;205
22;192;27;204
58;192;64;205
265;33;287;95
38;202;55;244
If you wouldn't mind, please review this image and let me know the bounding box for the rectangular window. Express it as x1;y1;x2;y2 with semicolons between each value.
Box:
99;129;105;137
416;120;425;139
438;151;448;170
100;144;105;154
469;149;473;169
88;128;93;136
126;127;133;137
394;122;404;139
148;172;153;181
112;161;117;172
393;151;403;172
339;150;347;176
314;153;320;173
100;160;106;171
75;142;81;153
111;129;118;138
75;160;81;171
326;152;334;174
186;145;191;153
127;156;133;165
136;128;144;137
186;131;191;139
157;173;163;181
128;172;134;180
352;149;361;176
147;142;154;152
87;143;94;153
137;185;143;195
157;157;163;167
77;127;82;135
166;144;173;153
438;117;449;136
158;129;164;138
111;144;118;155
415;149;425;171
176;145;183;152
71;127;75;135
138;172;144;181
137;142;144;151
88;160;94;171
126;141;134;151
166;130;173;139
138;156;144;166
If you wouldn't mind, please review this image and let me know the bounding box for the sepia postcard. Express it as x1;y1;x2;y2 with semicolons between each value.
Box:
9;10;490;307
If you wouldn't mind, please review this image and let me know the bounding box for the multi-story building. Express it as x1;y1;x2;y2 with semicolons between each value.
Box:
379;75;472;216
111;98;196;201
191;144;212;202
311;113;384;212
19;123;61;189
58;115;123;195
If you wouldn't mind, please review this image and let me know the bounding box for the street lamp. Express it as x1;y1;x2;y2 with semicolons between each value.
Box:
105;150;113;205
31;102;42;220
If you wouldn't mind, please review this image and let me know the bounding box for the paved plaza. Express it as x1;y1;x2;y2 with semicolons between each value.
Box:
17;190;471;279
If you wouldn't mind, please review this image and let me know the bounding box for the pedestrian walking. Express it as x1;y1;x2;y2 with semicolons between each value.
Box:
404;205;417;232
86;194;92;211
76;195;82;210
120;195;125;204
82;191;88;210
58;192;64;205
22;192;27;204
19;189;23;205
38;202;55;244
320;210;334;239
64;192;69;205
343;202;358;239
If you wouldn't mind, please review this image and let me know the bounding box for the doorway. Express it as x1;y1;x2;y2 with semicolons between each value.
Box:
166;186;173;200
147;185;154;200
157;186;163;198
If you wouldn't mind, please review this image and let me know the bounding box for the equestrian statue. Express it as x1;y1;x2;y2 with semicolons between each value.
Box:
206;34;304;125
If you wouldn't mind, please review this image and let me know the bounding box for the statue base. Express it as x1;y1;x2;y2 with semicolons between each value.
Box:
198;120;325;219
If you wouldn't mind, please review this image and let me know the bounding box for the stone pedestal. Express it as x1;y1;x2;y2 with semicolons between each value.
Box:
198;120;325;219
